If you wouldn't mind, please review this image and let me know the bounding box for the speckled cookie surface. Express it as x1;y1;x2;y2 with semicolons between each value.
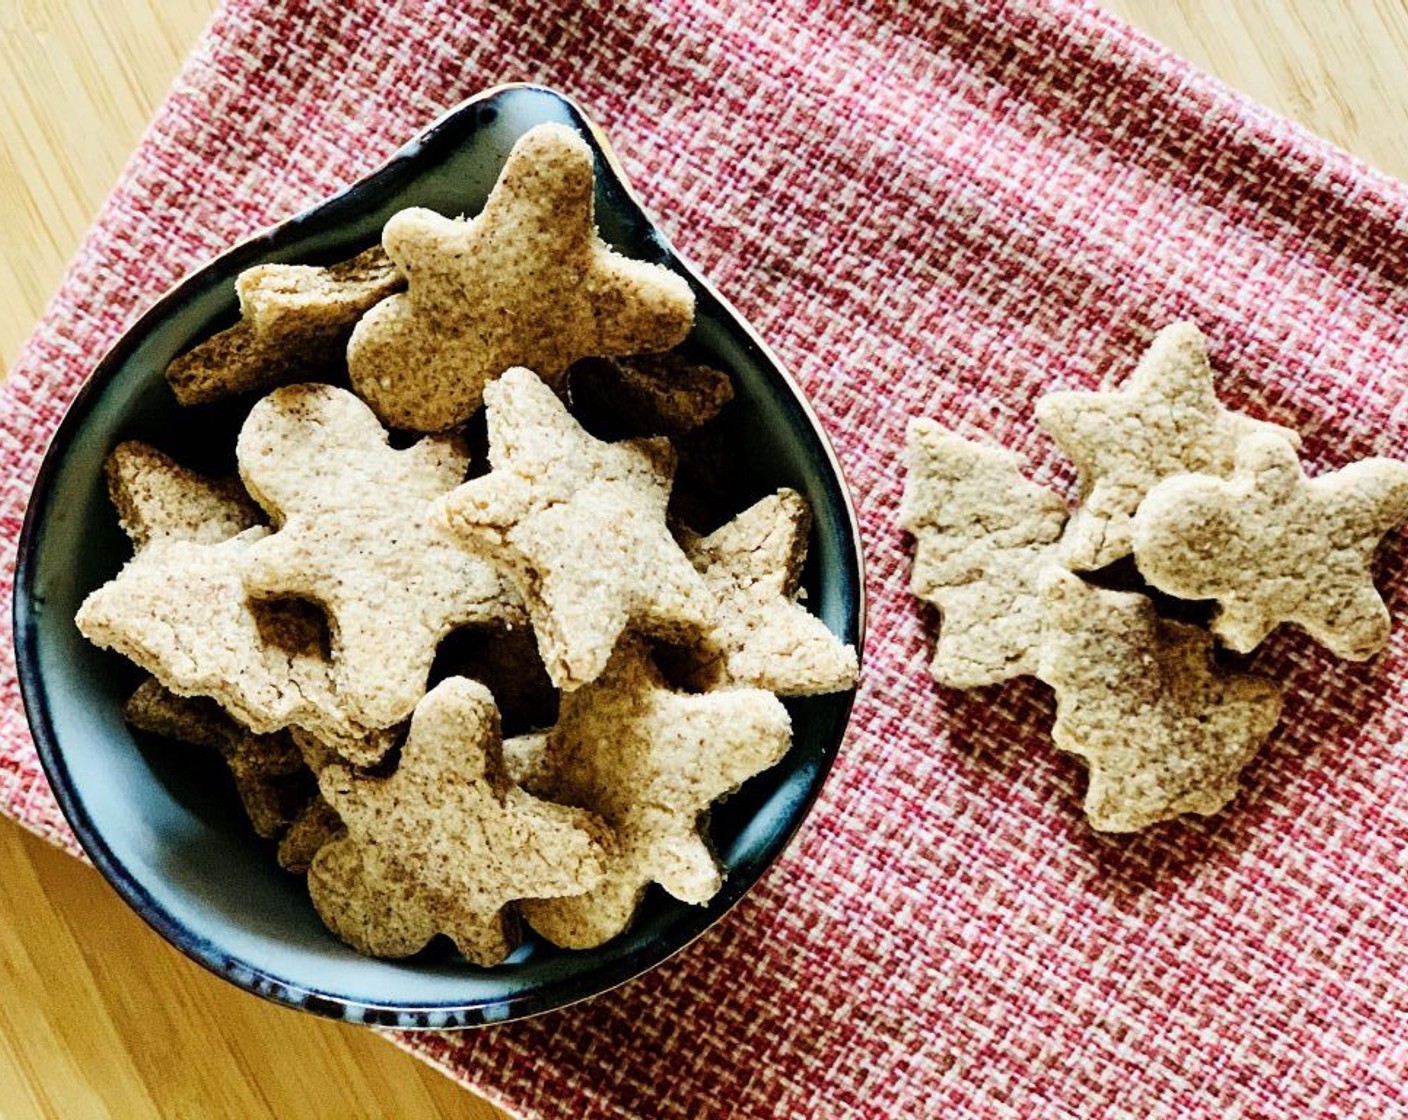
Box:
439;366;714;691
1037;322;1300;571
308;677;611;963
276;796;344;875
900;420;1067;688
672;488;857;696
167;246;403;405
106;441;261;549
507;640;793;949
1036;570;1283;833
347;123;695;431
237;383;520;728
1132;433;1408;660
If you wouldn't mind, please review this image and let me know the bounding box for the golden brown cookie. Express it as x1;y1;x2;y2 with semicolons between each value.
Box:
347;124;695;431
106;441;260;549
671;488;857;695
568;352;734;436
506;640;792;949
1132;433;1408;659
236;383;520;728
166;246;403;405
276;797;344;874
438;366;714;691
901;420;1067;687
308;677;611;963
1036;322;1299;571
124;678;312;840
1037;569;1283;832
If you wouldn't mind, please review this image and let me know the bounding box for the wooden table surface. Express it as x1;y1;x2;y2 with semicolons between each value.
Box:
2;2;1407;1116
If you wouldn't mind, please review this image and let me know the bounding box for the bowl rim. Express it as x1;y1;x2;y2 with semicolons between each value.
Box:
12;82;867;1029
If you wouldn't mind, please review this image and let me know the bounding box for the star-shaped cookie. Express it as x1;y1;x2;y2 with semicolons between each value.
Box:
167;246;403;405
671;488;858;695
237;383;520;729
504;639;793;948
900;420;1067;687
105;440;261;548
308;677;611;963
1133;433;1408;659
347;123;695;431
124;677;312;841
1037;569;1283;832
438;366;715;691
1036;321;1299;570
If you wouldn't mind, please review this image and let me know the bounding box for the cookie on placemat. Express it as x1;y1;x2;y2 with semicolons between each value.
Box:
438;366;714;691
166;246;403;405
670;488;857;696
507;640;792;949
1036;322;1300;571
1132;433;1408;660
347;123;695;431
900;420;1067;688
106;441;260;549
308;677;611;963
1037;569;1283;833
569;352;734;436
124;678;312;840
237;383;520;729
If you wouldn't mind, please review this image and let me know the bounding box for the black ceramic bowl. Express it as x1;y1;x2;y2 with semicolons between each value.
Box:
14;84;864;1028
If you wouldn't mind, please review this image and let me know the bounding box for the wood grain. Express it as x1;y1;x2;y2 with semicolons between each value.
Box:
1;1;1406;1116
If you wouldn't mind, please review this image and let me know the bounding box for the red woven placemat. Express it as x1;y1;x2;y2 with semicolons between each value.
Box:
4;2;1407;1116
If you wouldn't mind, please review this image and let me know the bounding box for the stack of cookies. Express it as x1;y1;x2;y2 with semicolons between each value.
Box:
76;124;858;964
903;323;1408;832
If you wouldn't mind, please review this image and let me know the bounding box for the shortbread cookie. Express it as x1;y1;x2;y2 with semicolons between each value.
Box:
106;441;260;549
671;489;857;695
900;421;1067;687
347;124;695;431
1037;322;1299;571
569;352;734;436
276;797;344;874
124;678;312;840
507;640;792;949
167;246;402;405
237;383;520;728
308;677;611;963
1037;569;1283;833
1132;433;1408;659
438;366;714;690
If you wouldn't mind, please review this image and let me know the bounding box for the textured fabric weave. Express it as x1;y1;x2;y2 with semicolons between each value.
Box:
4;2;1408;1116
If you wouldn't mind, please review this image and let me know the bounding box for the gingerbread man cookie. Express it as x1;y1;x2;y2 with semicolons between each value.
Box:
348;123;695;431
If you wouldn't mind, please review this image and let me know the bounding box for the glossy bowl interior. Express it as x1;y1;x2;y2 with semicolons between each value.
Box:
14;85;863;1028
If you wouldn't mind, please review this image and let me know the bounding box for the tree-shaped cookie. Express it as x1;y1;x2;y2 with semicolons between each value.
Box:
438;366;715;690
1037;322;1299;571
237;383;520;729
167;246;403;405
671;488;858;695
900;420;1067;687
1132;433;1408;659
308;677;611;963
505;639;793;949
1037;569;1283;832
347;123;695;431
